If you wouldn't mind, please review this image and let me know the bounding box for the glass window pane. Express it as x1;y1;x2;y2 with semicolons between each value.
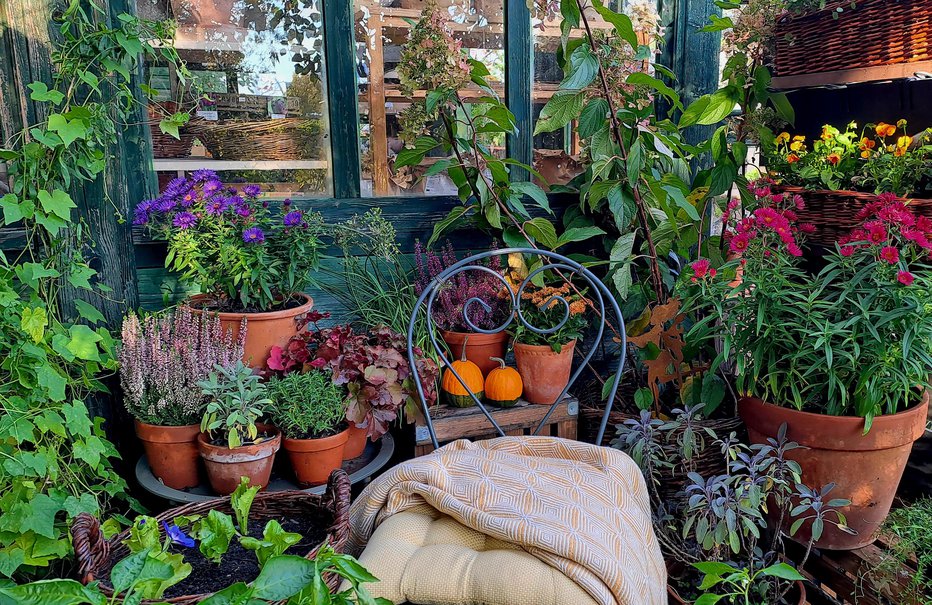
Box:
138;0;332;198
356;0;504;197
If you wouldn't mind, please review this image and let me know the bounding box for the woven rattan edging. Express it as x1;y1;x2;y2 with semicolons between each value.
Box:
71;469;351;605
147;104;196;159
189;118;322;162
774;185;932;246
774;0;932;77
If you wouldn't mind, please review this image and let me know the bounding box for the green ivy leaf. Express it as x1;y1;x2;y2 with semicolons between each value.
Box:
27;83;64;105
37;189;76;220
36;366;67;402
1;193;32;225
17;494;63;540
73;436;107;468
65;325;103;361
46;114;87;147
73;300;106;325
20;307;48;343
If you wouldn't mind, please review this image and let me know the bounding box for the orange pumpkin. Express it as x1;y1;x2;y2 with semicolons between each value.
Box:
441;342;484;408
484;357;522;408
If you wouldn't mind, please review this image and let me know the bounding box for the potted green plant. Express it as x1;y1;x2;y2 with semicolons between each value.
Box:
119;308;245;489
512;283;588;405
414;242;512;376
197;362;280;494
134;173;325;368
681;184;932;549
267;370;349;486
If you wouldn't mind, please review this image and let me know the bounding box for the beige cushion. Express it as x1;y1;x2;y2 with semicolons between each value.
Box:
351;505;600;605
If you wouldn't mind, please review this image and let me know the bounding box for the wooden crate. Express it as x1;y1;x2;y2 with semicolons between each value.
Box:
786;536;926;605
414;397;578;456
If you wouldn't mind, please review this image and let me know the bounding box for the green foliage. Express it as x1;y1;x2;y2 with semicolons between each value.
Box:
192;510;237;565
0;3;188;578
692;561;805;605
865;498;932;602
231;478;260;536
199;363;272;449
266;371;346;439
239;520;303;567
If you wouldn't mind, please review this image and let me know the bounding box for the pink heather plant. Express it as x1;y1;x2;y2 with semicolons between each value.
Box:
414;241;510;332
119;308;246;426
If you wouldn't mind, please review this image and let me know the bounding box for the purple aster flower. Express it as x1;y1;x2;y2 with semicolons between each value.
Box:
227;195;244;207
283;210;303;227
205;197;230;215
162;521;195;548
191;169;218;183
262;200;270;209
154;197;178;213
236;204;252;218
242;227;265;244
133;208;149;226
179;189;197;208
282;198;292;207
172;212;197;229
242;184;261;197
203;179;223;196
163;177;189;199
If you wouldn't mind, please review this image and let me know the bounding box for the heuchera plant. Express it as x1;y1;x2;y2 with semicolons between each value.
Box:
268;313;440;440
681;183;932;424
134;171;324;312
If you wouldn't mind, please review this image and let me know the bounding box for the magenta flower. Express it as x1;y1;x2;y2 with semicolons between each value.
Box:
172;212;197;230
879;246;899;264
690;259;711;279
730;233;751;254
242;227;265;244
898;270;915;286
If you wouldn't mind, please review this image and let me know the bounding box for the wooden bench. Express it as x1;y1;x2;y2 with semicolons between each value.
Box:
414;396;579;456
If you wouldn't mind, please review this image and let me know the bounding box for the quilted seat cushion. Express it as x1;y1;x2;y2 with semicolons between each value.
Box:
352;504;600;605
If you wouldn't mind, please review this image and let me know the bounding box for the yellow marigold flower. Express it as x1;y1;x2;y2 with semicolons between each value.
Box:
776;132;790;144
793;135;806;142
790;141;805;152
897;119;907;128
860;150;871;159
887;144;895;152
897;135;911;148
821;126;833;141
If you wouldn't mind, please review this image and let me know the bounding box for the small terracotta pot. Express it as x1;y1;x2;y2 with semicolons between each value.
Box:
197;428;281;495
343;422;371;460
441;330;510;376
739;392;929;550
283;427;349;487
185;293;314;369
135;420;201;489
513;340;576;405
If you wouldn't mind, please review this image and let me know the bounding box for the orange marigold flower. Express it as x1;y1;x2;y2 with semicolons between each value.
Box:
894;146;907;157
821;126;833;141
569;300;587;315
860;150;871;159
827;153;841;165
786;153;800;163
859;137;876;150
875;123;896;137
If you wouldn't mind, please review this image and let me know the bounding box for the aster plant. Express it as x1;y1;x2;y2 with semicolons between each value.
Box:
134;171;325;312
680;184;932;423
119;307;246;426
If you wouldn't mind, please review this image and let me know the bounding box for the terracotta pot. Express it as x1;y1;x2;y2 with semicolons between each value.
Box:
135;420;201;490
197;428;281;495
739;393;929;550
283;427;349;488
186;293;314;369
343;422;371;460
441;330;510;377
513;340;576;405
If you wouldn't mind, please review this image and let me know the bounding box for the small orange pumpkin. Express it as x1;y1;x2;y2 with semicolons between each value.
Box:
484;357;523;408
441;341;484;408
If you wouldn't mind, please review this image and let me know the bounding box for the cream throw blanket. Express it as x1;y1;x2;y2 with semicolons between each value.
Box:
347;436;667;605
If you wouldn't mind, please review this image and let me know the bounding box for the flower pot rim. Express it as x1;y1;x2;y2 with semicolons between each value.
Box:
513;339;577;351
197;428;281;457
133;419;201;431
440;329;511;342
282;426;351;450
184;292;313;321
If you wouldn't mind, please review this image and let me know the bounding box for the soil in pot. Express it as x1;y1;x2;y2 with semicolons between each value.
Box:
739;393;929;550
283;425;350;487
135;420;201;490
185;293;313;369
198;428;281;495
513;340;576;405
160;512;328;599
343;422;371;460
441;330;509;376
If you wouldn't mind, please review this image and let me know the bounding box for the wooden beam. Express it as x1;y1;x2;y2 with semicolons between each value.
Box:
506;0;532;181
323;0;361;198
772;61;932;90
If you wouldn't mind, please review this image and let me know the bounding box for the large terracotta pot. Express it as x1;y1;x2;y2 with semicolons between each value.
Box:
343;422;371;460
739;393;929;550
441;330;510;377
198;427;281;495
513;340;576;405
135;420;201;490
186;293;313;369
283;427;349;487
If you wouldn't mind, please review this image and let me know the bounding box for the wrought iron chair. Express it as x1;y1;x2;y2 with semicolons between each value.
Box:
407;247;627;449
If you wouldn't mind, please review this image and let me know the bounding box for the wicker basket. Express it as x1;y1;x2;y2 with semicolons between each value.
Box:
71;470;351;605
774;185;932;246
576;379;743;502
774;0;932;77
190;118;321;161
148;104;195;159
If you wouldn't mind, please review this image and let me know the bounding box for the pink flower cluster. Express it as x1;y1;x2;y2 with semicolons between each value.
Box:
837;193;932;286
689;258;717;282
723;179;809;258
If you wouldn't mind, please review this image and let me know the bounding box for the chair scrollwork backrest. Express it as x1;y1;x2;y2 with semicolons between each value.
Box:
406;248;627;450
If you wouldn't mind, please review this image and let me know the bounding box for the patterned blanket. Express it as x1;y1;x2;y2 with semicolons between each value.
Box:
347;436;667;605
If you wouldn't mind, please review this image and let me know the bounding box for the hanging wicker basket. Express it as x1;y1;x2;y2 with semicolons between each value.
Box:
70;470;351;605
774;0;932;77
148;104;196;159
773;185;932;246
190;118;322;161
